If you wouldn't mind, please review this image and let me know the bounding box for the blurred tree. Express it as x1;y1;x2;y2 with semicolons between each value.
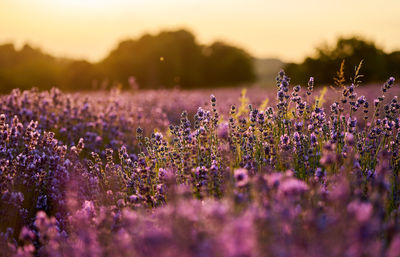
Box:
0;29;256;92
98;29;205;89
62;60;100;91
0;44;64;92
98;29;255;89
285;36;394;85
386;51;400;80
203;42;256;87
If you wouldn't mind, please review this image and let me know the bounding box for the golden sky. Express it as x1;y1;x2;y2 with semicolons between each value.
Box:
0;0;399;62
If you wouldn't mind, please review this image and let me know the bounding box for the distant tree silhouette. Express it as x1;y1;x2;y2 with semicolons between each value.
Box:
98;29;255;89
386;51;400;80
203;42;256;86
285;36;397;85
63;60;99;91
0;44;63;91
99;29;205;89
2;32;397;93
0;29;256;93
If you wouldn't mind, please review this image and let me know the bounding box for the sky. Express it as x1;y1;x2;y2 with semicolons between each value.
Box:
0;0;399;63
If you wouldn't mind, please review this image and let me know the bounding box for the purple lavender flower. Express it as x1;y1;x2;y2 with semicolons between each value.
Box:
234;168;249;187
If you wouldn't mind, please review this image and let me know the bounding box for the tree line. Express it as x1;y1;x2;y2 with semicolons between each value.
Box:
0;29;256;93
285;36;400;85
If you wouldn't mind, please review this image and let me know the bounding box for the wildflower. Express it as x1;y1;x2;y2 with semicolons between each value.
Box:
196;107;205;120
136;127;143;134
230;105;236;115
307;77;314;95
154;132;163;142
280;177;308;195
320;153;336;166
36;195;48;210
348;117;357;132
217;122;229;139
117;199;125;208
330;102;339;114
347;201;373;223
128;195;140;203
281;79;289;88
357;95;366;105
310;132;317;146
345;132;355;146
234;168;249;187
293;131;301;143
280;134;290;145
277;90;285;100
81;200;96;218
315;168;325;180
19;227;35;242
320;144;337;166
295;121;303;131
210;94;216;103
382;76;396;92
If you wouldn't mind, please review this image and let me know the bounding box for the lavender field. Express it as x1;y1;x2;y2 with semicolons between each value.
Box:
1;71;400;257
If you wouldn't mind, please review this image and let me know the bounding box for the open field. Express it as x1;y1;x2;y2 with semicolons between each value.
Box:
1;75;400;257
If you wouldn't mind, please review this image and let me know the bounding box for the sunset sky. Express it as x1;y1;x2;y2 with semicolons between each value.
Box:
0;0;399;62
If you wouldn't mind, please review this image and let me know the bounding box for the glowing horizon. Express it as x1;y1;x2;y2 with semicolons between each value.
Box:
0;0;399;63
